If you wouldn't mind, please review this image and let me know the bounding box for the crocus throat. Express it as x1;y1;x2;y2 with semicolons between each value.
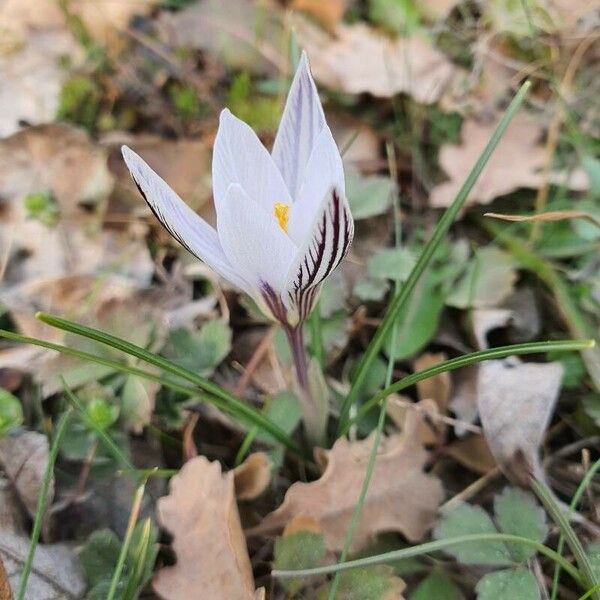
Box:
274;202;290;233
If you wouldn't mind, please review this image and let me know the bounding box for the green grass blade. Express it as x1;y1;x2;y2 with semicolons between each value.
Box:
271;532;583;586
578;583;600;600
328;146;403;598
337;80;532;433
17;409;72;600
531;478;599;598
0;327;303;457
342;339;594;434
107;480;147;600
552;457;600;599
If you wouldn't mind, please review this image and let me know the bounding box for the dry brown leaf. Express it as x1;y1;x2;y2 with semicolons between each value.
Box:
0;1;82;137
0;530;85;600
0;123;113;218
283;515;322;536
0;555;11;600
414;353;451;442
0;124;155;297
234;452;272;501
446;435;497;475
485;210;600;229
154;456;263;600
4;275;140;343
429;113;587;208
296;21;462;103
107;134;214;224
327;113;381;168
477;358;563;485
260;415;444;552
67;0;157;46
0;480;25;535
415;352;451;411
448;365;479;437
158;0;287;76
291;0;347;30
545;0;600;30
0;432;52;525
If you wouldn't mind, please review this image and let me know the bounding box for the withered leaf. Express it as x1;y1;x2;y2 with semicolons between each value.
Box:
446;435;497;475
477;359;563;485
260;416;444;552
0;555;12;600
0;1;82;137
154;456;263;600
290;0;347;30
234;452;272;501
0;431;52;524
295;21;462;103
430;113;587;209
0;530;85;600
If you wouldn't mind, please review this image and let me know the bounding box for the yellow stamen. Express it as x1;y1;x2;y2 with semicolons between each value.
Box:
274;202;290;233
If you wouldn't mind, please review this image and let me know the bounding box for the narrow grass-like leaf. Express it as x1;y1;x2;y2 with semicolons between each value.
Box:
328;143;402;599
17;409;72;600
106;480;147;600
337;81;532;432
271;533;583;586
530;478;599;598
554;455;600;596
579;583;600;600
1;323;303;456
342;339;594;434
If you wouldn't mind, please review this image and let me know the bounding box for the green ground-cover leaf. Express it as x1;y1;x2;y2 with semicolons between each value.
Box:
476;568;540;600
0;389;23;436
411;572;465;600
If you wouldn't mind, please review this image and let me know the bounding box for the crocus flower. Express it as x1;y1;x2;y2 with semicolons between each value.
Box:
122;52;353;327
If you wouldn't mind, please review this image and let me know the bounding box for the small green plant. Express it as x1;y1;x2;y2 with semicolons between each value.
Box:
169;83;201;122
57;75;103;132
24;191;60;227
0;389;23;435
80;520;158;600
434;487;548;597
226;72;280;132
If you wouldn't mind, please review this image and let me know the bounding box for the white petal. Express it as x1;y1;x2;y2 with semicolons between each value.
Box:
121;146;250;292
287;126;345;245
271;51;326;201
212;109;292;215
283;186;354;322
217;183;297;299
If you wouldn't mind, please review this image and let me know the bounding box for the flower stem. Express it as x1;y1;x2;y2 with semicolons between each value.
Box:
284;323;327;446
285;324;310;395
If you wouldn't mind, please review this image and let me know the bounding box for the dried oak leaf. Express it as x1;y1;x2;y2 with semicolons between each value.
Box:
295;21;463;103
429;113;587;209
153;456;264;600
477;358;563;485
0;530;85;600
260;418;444;552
